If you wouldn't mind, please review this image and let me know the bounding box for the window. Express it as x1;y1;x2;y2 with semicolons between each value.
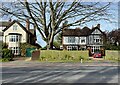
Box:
81;39;85;43
67;46;72;50
9;35;20;42
91;46;100;53
67;46;78;50
13;25;17;30
68;37;75;43
10;47;20;55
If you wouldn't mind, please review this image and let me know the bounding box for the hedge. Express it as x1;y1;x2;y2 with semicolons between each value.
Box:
2;48;13;61
40;50;89;62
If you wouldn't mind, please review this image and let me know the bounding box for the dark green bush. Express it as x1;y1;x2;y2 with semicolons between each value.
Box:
2;49;13;61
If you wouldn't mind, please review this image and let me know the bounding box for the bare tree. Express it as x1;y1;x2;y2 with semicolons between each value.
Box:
0;0;113;49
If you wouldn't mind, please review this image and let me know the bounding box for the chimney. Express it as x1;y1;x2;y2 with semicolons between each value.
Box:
92;25;94;29
26;19;30;31
97;24;100;28
9;18;12;22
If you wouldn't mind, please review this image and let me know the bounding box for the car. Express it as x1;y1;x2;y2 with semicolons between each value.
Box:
93;52;102;58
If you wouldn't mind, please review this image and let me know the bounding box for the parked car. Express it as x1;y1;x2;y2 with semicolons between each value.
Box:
93;52;102;58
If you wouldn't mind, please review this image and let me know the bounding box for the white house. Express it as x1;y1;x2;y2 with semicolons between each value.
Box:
62;24;106;53
0;21;11;42
2;20;37;55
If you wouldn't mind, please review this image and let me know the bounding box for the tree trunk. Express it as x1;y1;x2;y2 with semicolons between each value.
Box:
50;36;54;49
46;32;54;50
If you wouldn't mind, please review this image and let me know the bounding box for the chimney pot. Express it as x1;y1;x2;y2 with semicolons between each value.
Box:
97;24;100;28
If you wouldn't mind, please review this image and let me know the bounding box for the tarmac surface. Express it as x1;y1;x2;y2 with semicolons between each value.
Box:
1;61;120;84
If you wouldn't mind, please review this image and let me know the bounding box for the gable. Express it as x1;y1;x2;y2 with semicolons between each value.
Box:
3;20;35;37
92;29;102;34
9;22;26;32
4;22;27;36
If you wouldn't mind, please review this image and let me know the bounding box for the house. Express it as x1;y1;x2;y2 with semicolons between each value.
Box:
2;20;37;55
0;21;11;42
62;24;106;53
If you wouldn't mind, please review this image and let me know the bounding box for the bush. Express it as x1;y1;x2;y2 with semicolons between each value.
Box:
20;43;38;56
105;44;120;50
2;49;13;61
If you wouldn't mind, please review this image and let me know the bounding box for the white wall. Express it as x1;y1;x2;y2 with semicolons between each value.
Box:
3;23;27;44
80;37;86;45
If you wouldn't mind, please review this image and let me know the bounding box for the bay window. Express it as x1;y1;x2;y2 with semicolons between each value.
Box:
68;37;75;43
9;35;20;42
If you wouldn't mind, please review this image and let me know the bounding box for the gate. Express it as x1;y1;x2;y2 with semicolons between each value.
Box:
26;48;36;57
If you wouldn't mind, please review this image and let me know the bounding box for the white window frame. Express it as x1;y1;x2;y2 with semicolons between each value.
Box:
10;47;20;55
9;35;20;42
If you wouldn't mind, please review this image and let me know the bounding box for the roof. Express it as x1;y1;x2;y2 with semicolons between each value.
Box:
3;20;35;37
0;21;11;27
62;28;82;36
81;27;91;36
63;24;105;36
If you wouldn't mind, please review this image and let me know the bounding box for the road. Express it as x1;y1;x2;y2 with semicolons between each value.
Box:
1;61;120;84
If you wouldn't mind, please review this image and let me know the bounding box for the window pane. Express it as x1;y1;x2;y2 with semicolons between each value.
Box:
13;25;17;30
68;37;75;43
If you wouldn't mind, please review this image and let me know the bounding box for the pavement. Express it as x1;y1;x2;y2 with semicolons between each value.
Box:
1;60;119;67
1;60;120;84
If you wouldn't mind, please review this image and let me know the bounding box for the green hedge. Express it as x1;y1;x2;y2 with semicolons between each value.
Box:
2;49;13;61
105;50;120;61
40;50;89;62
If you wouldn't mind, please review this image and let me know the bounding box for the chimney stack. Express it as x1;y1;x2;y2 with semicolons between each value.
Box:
26;19;30;31
97;24;100;28
9;18;12;22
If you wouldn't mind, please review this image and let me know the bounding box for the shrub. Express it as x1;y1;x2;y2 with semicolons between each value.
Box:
20;43;38;56
2;48;13;61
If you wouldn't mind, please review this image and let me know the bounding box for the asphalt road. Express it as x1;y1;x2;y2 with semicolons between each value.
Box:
1;61;119;84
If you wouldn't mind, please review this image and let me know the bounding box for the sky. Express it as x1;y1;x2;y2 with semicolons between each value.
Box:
0;1;119;47
37;2;119;47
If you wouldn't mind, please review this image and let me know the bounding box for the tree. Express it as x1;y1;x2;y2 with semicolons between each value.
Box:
107;28;120;46
104;28;120;50
0;0;113;49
